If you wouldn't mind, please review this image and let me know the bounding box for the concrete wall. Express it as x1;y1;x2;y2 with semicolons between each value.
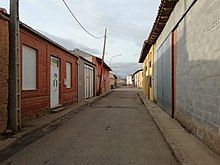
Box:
0;14;9;133
175;0;220;153
155;0;220;153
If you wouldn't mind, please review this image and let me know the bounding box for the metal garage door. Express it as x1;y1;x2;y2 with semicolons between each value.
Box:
84;64;95;99
157;34;172;116
157;45;163;108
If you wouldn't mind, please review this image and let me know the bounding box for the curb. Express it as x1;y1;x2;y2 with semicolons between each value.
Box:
138;92;220;165
138;92;184;164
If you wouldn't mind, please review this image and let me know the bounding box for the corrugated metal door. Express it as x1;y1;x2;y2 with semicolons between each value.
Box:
157;34;172;116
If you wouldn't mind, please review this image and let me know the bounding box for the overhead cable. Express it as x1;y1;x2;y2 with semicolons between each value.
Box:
62;0;104;39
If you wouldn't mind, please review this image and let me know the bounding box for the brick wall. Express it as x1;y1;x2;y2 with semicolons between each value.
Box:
103;67;110;93
0;14;9;133
20;27;78;120
92;57;99;95
92;57;110;95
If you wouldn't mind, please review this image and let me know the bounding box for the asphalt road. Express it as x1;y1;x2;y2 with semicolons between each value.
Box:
1;87;178;165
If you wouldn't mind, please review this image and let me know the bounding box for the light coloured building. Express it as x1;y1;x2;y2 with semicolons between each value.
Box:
132;69;143;89
109;72;117;89
139;45;155;101
139;0;220;154
117;78;126;87
126;75;133;87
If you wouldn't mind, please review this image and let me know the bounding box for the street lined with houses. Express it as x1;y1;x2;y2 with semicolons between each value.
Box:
0;88;178;165
1;0;220;164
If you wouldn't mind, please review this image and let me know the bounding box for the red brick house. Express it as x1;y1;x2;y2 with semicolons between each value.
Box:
20;23;78;119
92;56;111;95
0;9;78;132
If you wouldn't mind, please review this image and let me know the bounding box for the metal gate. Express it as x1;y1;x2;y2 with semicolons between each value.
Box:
157;34;172;116
84;64;95;99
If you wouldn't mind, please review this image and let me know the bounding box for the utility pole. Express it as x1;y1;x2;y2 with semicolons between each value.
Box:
9;0;21;131
98;28;107;95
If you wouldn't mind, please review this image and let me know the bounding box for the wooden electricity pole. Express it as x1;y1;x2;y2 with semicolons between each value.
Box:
98;28;107;95
9;0;21;131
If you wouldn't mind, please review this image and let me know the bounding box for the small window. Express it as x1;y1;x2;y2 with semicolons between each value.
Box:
66;62;71;88
22;45;37;90
149;76;152;88
149;61;152;68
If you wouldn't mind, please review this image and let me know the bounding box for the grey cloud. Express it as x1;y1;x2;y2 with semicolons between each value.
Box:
35;31;141;78
39;31;102;55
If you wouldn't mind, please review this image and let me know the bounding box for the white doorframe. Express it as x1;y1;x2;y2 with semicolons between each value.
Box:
50;56;60;108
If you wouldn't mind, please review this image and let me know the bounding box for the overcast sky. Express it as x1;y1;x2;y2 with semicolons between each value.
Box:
0;0;160;78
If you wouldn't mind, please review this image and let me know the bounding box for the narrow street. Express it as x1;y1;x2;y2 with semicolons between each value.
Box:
1;88;178;165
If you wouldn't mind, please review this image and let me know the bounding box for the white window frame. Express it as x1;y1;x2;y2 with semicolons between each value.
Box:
66;62;71;88
22;45;37;90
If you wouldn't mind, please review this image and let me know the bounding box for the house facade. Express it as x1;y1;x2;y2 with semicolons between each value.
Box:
77;55;96;102
92;57;111;95
146;46;154;101
139;0;220;154
72;49;111;96
117;78;126;87
109;72;117;89
132;69;143;89
0;9;78;130
141;45;155;101
20;23;78;119
126;75;133;86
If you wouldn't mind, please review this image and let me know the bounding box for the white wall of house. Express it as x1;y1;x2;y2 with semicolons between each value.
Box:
126;75;132;86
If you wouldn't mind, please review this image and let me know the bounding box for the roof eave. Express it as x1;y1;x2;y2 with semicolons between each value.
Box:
139;0;179;62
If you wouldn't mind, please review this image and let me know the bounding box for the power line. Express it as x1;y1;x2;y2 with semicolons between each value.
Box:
62;0;104;39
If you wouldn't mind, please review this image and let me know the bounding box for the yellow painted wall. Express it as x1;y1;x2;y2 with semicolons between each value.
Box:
142;45;154;101
137;71;143;89
149;45;154;101
143;56;148;97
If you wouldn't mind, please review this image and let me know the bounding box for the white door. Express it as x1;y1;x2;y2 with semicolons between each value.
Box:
50;57;59;108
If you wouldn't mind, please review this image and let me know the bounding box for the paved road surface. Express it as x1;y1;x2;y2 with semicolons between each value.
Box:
1;88;178;165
